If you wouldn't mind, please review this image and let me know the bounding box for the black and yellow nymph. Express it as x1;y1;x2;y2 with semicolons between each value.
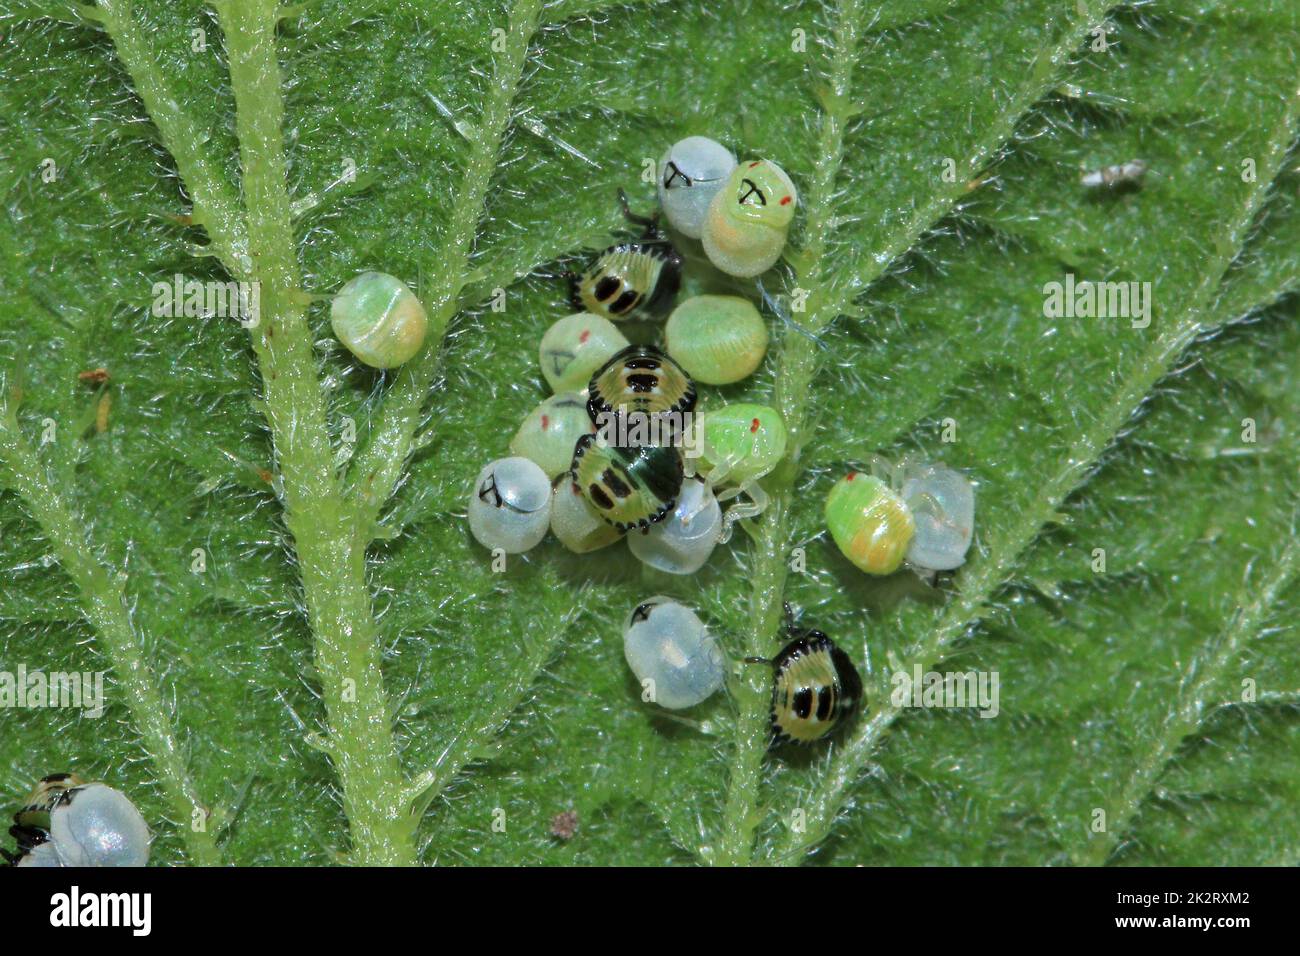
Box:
587;344;696;444
570;433;684;533
570;190;683;322
747;616;863;746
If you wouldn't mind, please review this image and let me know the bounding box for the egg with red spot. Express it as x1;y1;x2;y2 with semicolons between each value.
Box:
539;313;630;393
510;393;596;479
702;160;799;278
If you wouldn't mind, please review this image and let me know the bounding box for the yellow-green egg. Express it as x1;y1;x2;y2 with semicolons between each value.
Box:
702;160;798;278
539;313;630;393
509;393;595;479
824;472;915;575
664;295;768;385
330;271;427;369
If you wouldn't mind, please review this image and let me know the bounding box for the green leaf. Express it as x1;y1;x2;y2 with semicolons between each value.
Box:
1;0;1297;866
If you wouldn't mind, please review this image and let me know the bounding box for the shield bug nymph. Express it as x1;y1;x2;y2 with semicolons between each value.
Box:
571;433;684;533
570;190;683;322
746;609;863;746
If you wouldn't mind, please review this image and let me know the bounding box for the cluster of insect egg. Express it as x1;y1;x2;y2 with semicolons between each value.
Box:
658;137;799;278
468;135;803;584
458;137;814;722
3;773;150;867
321;137;974;741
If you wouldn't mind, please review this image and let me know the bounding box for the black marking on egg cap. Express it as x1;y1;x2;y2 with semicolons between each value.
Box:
663;161;691;189
738;177;767;206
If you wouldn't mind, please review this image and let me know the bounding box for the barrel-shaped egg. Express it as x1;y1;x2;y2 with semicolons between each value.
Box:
550;477;623;553
467;457;552;554
657;136;737;239
509;393;596;479
627;475;722;574
539;312;630;393
702;160;798;278
901;464;975;572
330;271;428;369
48;783;151;867
824;472;915;575
664;295;768;385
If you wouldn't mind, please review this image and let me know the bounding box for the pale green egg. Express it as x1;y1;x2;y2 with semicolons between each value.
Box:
330;271;427;369
664;295;768;385
539;312;630;393
702;160;798;278
509;393;595;479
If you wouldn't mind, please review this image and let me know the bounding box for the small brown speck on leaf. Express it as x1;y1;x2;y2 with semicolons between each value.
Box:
79;367;109;385
550;810;578;841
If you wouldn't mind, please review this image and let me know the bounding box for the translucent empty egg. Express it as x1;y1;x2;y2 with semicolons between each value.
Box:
468;457;552;554
49;783;150;867
550;477;622;553
509;393;595;479
623;597;726;710
901;463;975;572
627;475;722;574
657;136;737;239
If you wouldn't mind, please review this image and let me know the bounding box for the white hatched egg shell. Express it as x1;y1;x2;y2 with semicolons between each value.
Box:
627;476;721;574
50;783;150;867
467;457;552;554
657;136;737;239
901;464;974;571
550;477;622;553
623;597;726;710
